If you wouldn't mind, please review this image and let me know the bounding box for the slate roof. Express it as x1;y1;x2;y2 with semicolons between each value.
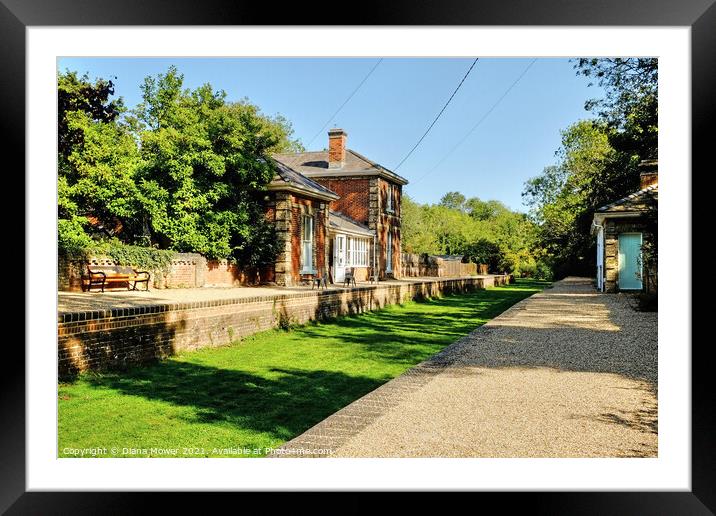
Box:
596;184;658;213
273;149;409;185
328;211;375;237
268;158;339;201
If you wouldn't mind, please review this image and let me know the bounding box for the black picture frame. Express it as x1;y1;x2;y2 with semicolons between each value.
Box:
4;0;712;512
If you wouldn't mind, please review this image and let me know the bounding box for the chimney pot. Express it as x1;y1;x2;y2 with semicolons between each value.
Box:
328;128;347;169
638;159;658;190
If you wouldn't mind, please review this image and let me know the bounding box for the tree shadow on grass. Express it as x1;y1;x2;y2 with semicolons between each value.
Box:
295;285;543;366
64;281;548;450
81;361;384;443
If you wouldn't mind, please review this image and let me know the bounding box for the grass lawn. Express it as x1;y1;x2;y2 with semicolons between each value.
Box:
58;279;548;457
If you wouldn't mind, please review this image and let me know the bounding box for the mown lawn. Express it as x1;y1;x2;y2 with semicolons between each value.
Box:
58;279;548;457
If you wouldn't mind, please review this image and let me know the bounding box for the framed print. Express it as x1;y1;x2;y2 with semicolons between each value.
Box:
4;0;714;512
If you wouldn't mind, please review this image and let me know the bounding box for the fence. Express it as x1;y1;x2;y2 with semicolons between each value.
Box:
400;253;483;278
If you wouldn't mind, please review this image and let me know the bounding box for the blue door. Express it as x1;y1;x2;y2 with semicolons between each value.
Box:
618;233;643;290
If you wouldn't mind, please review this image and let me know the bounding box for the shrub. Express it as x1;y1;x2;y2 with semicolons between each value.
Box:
61;239;176;274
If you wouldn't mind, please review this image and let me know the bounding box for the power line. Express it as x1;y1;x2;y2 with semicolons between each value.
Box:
411;58;537;186
304;58;383;149
393;58;479;172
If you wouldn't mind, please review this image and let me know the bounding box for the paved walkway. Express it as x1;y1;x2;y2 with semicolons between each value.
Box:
273;277;658;458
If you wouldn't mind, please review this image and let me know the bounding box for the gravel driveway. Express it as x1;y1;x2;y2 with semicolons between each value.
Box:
273;277;657;458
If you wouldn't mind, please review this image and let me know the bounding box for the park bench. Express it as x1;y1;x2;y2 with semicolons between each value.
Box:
85;264;151;292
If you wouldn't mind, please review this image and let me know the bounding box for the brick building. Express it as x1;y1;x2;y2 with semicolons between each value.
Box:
592;160;658;293
270;128;409;286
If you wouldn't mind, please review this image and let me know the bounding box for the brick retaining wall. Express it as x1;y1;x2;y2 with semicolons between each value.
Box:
58;275;512;378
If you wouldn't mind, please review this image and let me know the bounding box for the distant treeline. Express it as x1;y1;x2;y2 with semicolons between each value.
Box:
401;193;551;279
404;59;657;281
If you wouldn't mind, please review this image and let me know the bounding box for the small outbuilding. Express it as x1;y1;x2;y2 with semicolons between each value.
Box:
592;160;658;293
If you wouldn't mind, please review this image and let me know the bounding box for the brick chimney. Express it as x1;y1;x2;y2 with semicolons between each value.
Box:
638;159;658;189
328;128;347;169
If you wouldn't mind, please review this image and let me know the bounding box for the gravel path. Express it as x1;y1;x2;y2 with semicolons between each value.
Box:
273;277;657;458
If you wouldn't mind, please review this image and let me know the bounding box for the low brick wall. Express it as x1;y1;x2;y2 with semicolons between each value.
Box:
58;275;511;378
59;253;269;292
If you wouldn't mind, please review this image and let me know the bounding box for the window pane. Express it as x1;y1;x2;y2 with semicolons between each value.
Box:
302;215;313;270
302;215;313;242
386;230;392;272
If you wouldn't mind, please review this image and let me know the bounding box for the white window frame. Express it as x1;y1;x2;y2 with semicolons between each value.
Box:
346;236;369;267
386;184;394;213
301;214;314;273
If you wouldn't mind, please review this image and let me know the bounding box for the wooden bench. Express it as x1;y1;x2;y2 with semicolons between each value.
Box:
84;265;151;292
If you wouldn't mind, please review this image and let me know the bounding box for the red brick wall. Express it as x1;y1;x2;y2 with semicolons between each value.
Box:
59;253;271;291
314;177;370;225
58;274;513;377
58;256;86;292
376;179;402;278
164;259;197;288
290;195;327;283
310;176;403;279
380;179;401;218
205;260;240;286
376;223;399;277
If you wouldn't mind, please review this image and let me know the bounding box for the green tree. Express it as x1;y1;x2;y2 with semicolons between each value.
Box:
465;197;509;221
523;120;615;276
58;71;123;167
133;66;294;263
439;191;466;211
401;194;439;254
575;57;657;161
58;66;300;269
58;70;142;253
402;191;544;277
523;58;657;278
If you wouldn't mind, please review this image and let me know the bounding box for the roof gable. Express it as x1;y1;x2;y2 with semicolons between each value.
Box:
596;184;658;213
273;149;409;185
268;158;339;201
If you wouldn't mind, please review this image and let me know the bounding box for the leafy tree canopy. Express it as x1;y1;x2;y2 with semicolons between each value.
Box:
523;58;658;278
439;191;466;211
402;194;547;278
58;71;123;167
58;66;301;266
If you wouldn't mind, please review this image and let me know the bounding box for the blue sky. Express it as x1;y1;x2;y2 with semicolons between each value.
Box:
57;57;605;212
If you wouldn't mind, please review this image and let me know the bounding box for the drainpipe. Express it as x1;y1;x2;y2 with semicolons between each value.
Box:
592;220;605;292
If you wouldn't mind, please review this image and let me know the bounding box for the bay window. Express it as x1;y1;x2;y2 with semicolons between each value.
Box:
346;236;368;267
